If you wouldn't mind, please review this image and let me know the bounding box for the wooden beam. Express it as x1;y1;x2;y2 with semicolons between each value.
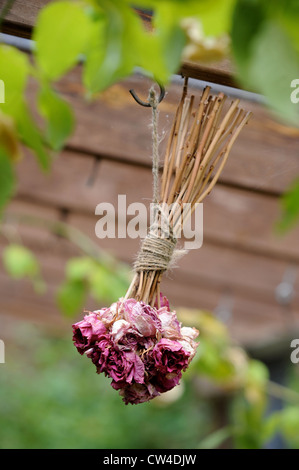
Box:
179;58;238;89
0;0;50;38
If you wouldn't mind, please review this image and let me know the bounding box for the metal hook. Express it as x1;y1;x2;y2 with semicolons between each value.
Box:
129;81;165;107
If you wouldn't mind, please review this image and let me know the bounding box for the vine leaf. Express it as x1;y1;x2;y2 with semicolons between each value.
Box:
38;86;74;151
0;148;15;214
33;1;91;81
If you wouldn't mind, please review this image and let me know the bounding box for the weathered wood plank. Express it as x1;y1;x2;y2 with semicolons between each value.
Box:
68;211;299;305
3;198;299;309
0;0;50;37
15;152;299;262
48;72;299;195
180;59;237;89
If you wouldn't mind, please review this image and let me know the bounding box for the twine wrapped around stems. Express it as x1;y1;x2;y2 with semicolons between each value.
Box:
125;78;251;307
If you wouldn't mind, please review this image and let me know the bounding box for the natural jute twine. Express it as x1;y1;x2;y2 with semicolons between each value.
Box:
134;87;177;273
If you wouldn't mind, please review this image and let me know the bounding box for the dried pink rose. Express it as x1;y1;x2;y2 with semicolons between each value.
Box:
72;312;107;354
72;295;199;405
157;307;181;339
91;337;145;384
152;338;191;375
124;299;162;336
113;382;160;405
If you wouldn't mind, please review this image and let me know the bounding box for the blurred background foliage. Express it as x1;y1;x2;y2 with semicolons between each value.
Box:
0;0;299;449
0;307;299;449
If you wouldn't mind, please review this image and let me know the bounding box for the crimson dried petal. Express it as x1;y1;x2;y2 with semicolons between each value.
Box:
72;312;107;354
91;338;145;385
152;338;191;375
115;382;160;405
152;371;182;393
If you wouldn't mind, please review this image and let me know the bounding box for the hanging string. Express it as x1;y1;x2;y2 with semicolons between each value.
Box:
148;87;160;207
133;87;179;273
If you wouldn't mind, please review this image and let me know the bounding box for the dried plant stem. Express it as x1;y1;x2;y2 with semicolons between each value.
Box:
125;82;251;307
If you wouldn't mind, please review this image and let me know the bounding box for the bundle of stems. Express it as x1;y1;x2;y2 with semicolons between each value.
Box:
125;79;251;308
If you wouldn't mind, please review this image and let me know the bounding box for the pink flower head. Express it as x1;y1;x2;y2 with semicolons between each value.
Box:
157;307;181;339
152;338;191;375
114;382;160;405
90;337;145;385
123;299;162;337
72;295;199;405
72;312;107;354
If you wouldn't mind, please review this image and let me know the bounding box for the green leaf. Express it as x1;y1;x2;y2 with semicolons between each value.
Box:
89;264;126;303
2;244;40;280
0;46;51;168
17;101;51;170
153;7;186;77
263;0;299;54
187;0;236;37
38;86;74;151
249;21;299;125
279;407;299;442
0;45;29;116
34;1;91;80
57;279;87;316
83;3;142;93
232;2;299;125
197;426;232;449
155;0;236;37
277;178;299;233
82;14;106;93
262;412;281;443
231;0;266;80
0;148;15;213
246;359;269;387
65;256;95;281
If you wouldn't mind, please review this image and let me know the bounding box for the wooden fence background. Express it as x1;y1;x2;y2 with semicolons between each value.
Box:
0;1;299;355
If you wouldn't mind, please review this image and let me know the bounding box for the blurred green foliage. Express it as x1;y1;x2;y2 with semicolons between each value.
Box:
0;322;211;449
0;309;298;449
57;256;130;316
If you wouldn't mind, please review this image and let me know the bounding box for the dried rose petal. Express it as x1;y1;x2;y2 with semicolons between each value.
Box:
123;299;162;336
152;338;191;375
72;312;107;354
157;307;181;339
114;382;160;405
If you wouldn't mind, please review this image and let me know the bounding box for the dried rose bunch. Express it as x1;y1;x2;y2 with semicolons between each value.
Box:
72;295;198;404
72;82;250;405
